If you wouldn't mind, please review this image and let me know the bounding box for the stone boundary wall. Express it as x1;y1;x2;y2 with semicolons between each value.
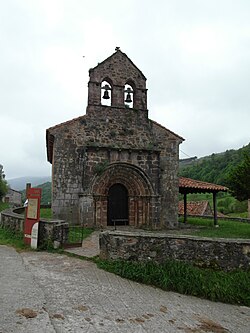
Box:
0;208;24;232
99;231;250;271
0;208;68;248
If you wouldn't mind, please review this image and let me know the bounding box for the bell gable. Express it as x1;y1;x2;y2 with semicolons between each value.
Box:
87;49;147;110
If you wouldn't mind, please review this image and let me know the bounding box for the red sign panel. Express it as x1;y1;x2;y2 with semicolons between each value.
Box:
24;188;42;247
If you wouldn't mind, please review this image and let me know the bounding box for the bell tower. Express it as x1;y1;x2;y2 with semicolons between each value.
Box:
87;49;148;112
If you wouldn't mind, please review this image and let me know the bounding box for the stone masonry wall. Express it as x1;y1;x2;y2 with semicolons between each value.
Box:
99;231;250;271
0;208;24;232
88;50;147;110
38;219;69;248
0;208;68;248
48;50;183;228
50;107;181;227
4;189;22;206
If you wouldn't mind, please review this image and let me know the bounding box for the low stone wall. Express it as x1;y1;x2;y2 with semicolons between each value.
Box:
0;208;25;232
38;219;69;248
0;208;68;248
99;231;250;271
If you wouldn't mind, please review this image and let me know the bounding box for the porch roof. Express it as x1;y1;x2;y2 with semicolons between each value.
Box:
179;177;228;194
179;177;228;226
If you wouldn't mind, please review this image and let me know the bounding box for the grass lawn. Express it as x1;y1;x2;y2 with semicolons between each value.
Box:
228;212;249;218
0;202;9;212
40;208;52;219
177;217;250;239
0;227;26;250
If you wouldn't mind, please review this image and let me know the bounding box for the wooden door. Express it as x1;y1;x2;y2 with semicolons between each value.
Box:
107;184;128;226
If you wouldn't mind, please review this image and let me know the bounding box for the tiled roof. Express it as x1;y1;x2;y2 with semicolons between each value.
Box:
178;200;226;217
178;201;210;215
179;177;228;193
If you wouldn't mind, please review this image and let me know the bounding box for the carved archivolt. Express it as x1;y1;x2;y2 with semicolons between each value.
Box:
92;162;154;197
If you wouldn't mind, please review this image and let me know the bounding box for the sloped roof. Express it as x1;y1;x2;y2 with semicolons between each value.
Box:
178;201;210;215
46;115;86;162
151;119;184;141
46;115;86;132
179;177;228;194
178;200;226;217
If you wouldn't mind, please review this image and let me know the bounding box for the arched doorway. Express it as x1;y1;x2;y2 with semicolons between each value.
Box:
92;162;155;227
107;183;128;226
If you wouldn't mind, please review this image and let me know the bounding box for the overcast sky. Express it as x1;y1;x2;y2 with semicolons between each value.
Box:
1;0;250;179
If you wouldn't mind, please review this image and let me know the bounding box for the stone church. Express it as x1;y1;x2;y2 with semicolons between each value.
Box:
46;49;184;228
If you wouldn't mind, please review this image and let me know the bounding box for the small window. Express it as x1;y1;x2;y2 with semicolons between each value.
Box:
124;84;133;108
101;81;112;106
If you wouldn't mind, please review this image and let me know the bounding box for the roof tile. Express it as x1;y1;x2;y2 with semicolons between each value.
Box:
179;177;228;192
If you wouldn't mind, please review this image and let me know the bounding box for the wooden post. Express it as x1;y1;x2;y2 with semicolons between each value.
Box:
24;183;31;219
213;192;218;226
184;193;187;224
248;199;250;219
26;183;31;196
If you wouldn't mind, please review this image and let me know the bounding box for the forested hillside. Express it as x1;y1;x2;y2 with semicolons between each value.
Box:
21;182;51;206
7;176;51;191
179;143;250;186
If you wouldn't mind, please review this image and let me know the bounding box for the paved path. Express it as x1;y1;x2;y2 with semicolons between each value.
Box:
65;231;100;258
1;245;250;333
0;246;55;333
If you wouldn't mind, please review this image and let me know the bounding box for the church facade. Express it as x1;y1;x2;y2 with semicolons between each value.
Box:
46;49;184;228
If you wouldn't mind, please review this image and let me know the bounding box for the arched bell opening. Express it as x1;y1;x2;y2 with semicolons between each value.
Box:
101;80;112;106
107;183;128;226
124;84;134;108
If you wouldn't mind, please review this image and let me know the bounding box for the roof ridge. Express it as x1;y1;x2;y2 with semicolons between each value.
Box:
179;177;228;191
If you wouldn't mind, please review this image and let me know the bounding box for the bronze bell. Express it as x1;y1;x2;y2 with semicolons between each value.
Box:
103;89;110;99
125;91;132;103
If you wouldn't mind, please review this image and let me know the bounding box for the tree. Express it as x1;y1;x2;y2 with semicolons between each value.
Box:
227;154;250;217
0;164;8;200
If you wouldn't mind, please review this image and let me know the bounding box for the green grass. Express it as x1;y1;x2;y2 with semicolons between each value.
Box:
0;202;9;212
0;203;25;249
228;212;249;218
40;208;52;219
68;227;94;243
96;258;250;306
178;217;250;239
179;193;248;216
0;227;26;250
